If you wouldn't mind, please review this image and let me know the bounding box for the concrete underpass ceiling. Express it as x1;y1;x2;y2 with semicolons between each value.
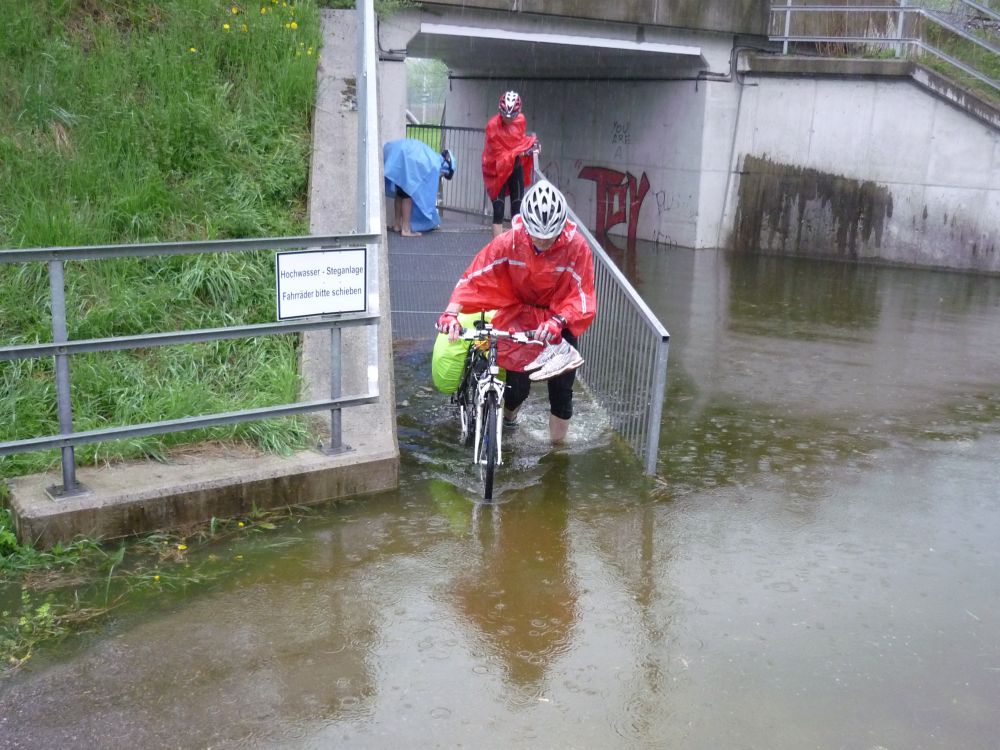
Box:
406;22;706;79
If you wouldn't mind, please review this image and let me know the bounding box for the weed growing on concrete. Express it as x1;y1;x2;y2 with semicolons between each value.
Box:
0;504;311;673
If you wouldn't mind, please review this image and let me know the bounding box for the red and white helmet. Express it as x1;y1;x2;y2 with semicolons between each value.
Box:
498;90;522;117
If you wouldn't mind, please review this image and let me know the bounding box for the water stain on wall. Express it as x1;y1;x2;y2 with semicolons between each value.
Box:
733;154;893;259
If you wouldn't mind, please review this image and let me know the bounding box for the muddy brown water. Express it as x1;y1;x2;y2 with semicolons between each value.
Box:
2;246;999;749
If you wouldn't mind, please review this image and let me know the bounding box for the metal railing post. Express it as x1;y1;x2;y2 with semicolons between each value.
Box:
783;0;792;55
896;0;908;58
47;260;84;496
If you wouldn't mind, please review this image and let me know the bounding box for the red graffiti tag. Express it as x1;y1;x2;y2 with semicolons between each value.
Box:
578;167;650;253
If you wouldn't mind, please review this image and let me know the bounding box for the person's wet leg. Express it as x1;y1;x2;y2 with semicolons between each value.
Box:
549;415;570;444
401;197;422;237
392;195;403;233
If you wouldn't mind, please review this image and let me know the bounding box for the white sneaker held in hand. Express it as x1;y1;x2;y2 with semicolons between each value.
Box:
528;342;584;381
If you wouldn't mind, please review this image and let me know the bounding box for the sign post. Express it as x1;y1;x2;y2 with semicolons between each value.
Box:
276;247;368;454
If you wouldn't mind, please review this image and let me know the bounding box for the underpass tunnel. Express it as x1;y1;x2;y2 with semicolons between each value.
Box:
376;6;755;251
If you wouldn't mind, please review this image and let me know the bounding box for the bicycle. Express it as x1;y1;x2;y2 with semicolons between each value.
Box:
453;316;537;501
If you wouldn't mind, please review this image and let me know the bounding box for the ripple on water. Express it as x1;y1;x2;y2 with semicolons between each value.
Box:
609;695;653;745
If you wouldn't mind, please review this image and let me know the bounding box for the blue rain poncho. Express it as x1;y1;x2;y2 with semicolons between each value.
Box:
383;138;455;233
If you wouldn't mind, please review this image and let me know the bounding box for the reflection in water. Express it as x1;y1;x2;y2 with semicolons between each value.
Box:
442;454;577;693
727;253;880;338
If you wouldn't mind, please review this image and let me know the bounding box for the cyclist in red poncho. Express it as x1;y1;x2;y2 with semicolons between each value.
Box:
437;181;596;444
483;91;538;239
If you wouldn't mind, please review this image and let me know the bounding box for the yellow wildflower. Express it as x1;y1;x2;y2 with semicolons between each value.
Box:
241;23;248;32
231;5;239;13
261;6;267;13
238;521;245;527
290;21;297;29
153;574;160;582
223;23;230;30
307;47;313;55
177;543;188;550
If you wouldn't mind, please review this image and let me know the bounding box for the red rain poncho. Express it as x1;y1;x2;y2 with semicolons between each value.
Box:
447;216;597;372
481;114;536;200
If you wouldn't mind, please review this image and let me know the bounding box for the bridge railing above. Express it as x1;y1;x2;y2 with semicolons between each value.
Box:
769;1;1000;97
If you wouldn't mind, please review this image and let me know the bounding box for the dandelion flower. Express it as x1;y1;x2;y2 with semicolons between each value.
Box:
290;21;297;29
231;5;239;13
189;47;197;53
223;22;231;30
178;543;188;550
153;575;161;582
261;6;267;12
238;521;245;527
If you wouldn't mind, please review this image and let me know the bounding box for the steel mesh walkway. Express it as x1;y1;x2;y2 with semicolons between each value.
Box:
388;218;491;341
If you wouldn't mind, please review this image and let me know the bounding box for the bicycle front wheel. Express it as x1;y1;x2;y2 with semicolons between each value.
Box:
479;390;499;501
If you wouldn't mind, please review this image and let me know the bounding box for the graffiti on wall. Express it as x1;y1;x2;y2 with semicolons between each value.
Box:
578;166;650;255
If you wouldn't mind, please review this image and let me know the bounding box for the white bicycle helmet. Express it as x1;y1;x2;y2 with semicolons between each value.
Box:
520;180;568;240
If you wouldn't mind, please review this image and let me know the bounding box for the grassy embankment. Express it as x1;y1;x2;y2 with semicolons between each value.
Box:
0;0;324;481
0;0;331;668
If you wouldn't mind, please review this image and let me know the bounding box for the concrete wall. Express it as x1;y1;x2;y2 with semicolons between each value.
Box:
719;74;1000;273
388;8;1000;273
420;0;770;36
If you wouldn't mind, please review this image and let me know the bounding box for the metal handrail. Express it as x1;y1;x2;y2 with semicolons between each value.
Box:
391;124;671;474
0;234;380;493
534;166;670;476
770;1;1000;94
406;123;492;220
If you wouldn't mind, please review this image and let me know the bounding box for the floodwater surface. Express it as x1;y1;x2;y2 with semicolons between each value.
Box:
2;247;999;749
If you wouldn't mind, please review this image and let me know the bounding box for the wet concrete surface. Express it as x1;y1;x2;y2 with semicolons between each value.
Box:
2;246;999;749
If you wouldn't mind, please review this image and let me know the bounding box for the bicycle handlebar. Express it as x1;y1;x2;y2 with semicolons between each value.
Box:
456;327;539;345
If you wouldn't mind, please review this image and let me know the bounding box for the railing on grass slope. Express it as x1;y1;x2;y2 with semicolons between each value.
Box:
0;0;385;498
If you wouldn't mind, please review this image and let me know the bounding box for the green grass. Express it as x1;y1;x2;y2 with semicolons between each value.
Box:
922;15;1000;107
0;0;325;478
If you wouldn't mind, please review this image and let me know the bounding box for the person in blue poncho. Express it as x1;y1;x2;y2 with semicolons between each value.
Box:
383;138;456;236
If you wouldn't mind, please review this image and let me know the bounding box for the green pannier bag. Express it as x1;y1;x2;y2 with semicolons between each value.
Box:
431;311;495;394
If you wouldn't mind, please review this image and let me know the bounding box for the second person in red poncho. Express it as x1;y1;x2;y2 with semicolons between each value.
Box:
482;90;539;239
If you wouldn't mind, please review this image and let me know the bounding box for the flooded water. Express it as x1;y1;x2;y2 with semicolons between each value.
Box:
3;247;1000;749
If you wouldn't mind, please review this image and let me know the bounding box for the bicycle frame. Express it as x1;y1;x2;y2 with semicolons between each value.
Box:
471;337;505;468
451;317;537;500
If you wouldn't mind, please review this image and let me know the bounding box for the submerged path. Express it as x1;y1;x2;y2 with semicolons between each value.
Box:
2;246;999;748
